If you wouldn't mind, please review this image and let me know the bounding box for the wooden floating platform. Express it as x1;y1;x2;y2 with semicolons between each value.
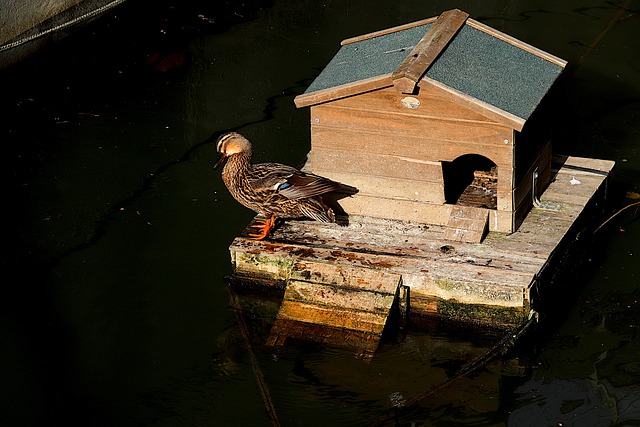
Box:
227;155;614;351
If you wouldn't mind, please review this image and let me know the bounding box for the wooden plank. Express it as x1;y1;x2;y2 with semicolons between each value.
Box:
408;293;527;326
444;206;489;243
239;159;606;274
311;170;446;204
537;156;615;206
311;104;515;147
401;273;527;308
544;174;611;205
277;300;388;334
284;280;396;313
307;171;513;234
553;155;616;176
513;142;553;210
330;193;452;225
326;86;498;123
309;129;514;203
232;237;534;307
326;193;509;233
418;76;527;131
269;263;401;351
496;162;515;222
341;17;438;45
310;146;444;182
392;9;469;94
501;208;583;247
278;217;547;274
232;230;537;289
231;249;295;282
513;199;534;235
456;168;498;209
290;261;401;294
491;208;517;233
310;126;514;166
294;75;393;108
267;319;381;354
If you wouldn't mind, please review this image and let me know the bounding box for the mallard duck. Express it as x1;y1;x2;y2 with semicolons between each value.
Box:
214;132;341;239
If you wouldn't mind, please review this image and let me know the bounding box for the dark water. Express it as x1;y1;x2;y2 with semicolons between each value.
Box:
1;0;639;426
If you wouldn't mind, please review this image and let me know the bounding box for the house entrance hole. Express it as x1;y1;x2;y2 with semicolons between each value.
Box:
442;154;497;209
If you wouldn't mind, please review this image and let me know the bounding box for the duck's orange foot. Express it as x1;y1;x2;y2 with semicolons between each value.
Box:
247;216;276;240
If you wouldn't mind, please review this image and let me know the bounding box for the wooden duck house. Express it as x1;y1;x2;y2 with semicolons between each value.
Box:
227;10;615;352
295;9;567;242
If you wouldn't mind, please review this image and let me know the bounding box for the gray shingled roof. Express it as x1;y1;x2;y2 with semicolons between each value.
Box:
304;22;564;122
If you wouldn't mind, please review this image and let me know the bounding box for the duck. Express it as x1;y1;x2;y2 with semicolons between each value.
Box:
214;132;342;240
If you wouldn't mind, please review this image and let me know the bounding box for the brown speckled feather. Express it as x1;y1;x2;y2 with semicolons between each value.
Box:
215;132;341;224
250;163;341;200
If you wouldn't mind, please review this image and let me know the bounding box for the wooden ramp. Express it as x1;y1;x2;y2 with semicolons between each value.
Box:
266;265;402;355
228;155;615;349
444;206;489;243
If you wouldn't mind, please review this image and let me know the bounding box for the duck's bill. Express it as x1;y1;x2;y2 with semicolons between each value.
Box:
213;153;227;169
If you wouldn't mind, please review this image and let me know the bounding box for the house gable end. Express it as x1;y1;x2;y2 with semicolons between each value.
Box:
295;13;567;132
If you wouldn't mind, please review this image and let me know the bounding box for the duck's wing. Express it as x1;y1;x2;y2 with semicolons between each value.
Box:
250;163;341;200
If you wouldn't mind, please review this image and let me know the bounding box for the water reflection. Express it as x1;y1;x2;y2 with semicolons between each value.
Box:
510;378;640;426
1;0;639;426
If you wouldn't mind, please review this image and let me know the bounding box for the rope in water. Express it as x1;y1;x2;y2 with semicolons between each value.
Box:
594;201;640;234
369;310;539;426
228;288;281;427
230;285;536;427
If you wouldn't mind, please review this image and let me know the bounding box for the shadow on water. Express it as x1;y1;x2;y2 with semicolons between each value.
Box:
1;1;279;425
1;0;639;426
42;78;317;265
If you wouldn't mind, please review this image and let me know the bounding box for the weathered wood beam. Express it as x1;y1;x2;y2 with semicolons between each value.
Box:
392;9;469;94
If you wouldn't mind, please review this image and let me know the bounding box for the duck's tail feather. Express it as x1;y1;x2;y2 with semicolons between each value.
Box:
300;203;335;223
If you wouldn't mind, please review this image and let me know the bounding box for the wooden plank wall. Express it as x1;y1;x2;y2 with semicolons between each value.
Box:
513;141;553;231
308;86;516;232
